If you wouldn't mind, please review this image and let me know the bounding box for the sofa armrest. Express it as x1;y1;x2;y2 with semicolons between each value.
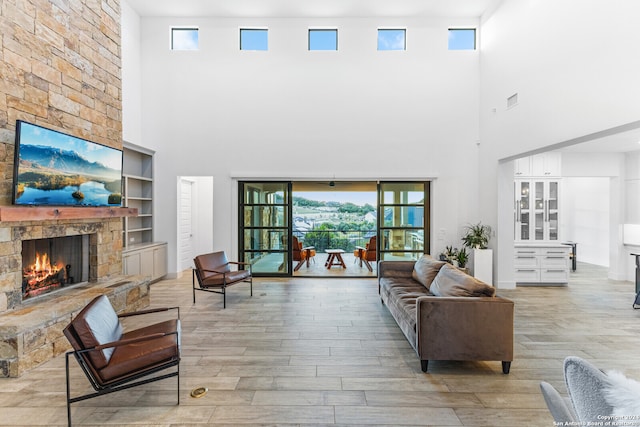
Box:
415;296;514;362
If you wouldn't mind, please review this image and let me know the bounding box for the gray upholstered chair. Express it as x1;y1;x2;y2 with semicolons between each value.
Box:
539;381;577;423
540;356;614;424
564;356;614;423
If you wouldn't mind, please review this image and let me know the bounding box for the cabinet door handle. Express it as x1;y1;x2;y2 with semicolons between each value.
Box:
545;256;565;259
545;200;549;222
545;269;566;272
516;256;536;259
517;269;537;272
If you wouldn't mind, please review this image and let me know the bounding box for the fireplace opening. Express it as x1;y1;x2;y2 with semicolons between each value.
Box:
22;235;90;301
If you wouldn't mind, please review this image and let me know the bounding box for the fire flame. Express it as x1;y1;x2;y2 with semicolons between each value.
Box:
24;252;64;286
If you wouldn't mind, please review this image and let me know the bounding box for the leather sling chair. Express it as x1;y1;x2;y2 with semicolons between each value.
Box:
63;295;180;427
192;251;252;308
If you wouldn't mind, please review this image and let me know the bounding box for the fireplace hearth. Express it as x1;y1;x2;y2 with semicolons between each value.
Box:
21;235;89;301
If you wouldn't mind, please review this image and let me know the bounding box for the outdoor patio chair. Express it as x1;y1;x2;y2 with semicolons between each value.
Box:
292;236;316;271
63;295;181;427
193;251;252;308
354;235;377;272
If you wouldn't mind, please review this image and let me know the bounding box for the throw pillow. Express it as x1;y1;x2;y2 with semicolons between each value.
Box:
412;254;446;289
604;370;640;419
430;263;496;297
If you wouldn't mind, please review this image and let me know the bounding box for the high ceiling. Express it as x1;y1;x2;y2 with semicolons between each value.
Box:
125;0;503;18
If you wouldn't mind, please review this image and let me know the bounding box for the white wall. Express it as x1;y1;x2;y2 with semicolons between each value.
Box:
561;177;610;266
121;2;142;145
479;0;640;286
121;1;640;282
136;15;482;274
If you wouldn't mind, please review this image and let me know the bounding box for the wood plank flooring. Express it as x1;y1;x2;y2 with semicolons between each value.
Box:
1;262;639;426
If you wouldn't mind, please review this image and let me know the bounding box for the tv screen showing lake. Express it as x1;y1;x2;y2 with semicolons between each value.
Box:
13;121;124;207
16;181;121;206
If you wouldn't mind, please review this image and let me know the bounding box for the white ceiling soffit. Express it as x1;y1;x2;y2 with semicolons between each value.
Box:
558;127;640;154
293;181;378;192
125;0;503;18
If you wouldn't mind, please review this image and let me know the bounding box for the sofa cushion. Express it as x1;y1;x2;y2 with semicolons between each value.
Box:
412;255;447;289
430;263;496;297
99;318;181;384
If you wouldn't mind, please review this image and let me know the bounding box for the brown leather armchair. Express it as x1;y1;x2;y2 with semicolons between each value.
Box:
354;236;377;272
63;295;181;427
193;251;252;308
292;236;316;271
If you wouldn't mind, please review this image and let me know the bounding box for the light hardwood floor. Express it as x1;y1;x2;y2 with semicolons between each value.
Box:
1;262;639;426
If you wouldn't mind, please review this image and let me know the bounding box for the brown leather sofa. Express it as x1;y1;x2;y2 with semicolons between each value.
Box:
378;255;514;374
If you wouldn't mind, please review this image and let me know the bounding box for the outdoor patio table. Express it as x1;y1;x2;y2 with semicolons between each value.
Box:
325;249;346;269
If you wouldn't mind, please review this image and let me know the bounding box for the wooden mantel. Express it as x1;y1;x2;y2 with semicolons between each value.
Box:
0;206;138;222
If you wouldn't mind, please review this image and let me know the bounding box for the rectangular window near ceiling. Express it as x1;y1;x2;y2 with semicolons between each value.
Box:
240;28;268;51
448;28;476;50
171;27;199;50
377;29;406;51
309;29;338;51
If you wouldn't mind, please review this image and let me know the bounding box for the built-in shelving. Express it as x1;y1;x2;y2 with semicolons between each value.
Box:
122;142;155;247
121;142;167;282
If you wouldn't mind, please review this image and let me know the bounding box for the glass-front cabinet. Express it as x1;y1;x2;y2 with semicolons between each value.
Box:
515;179;560;242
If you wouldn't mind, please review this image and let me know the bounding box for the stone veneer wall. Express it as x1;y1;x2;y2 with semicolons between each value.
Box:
0;1;144;378
0;275;150;377
0;0;124;311
0;0;122;202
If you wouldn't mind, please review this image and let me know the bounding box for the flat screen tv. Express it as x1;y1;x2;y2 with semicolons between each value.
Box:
12;120;123;207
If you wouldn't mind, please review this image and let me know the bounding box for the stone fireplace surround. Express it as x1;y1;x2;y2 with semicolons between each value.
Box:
0;209;148;378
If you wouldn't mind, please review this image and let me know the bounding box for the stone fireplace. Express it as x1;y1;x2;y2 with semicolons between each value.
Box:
21;234;89;301
0;217;123;313
0;0;128;378
0;209;145;378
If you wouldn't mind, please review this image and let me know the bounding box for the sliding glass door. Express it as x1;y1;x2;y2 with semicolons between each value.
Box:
239;180;430;275
239;182;291;275
378;182;430;260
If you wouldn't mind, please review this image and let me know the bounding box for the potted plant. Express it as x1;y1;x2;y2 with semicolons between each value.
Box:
455;247;469;269
461;222;493;284
461;222;492;249
440;245;457;264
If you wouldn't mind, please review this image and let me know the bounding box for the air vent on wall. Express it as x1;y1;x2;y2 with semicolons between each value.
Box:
507;93;519;109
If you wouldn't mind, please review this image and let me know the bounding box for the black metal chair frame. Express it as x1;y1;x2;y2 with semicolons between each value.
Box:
192;262;252;308
65;307;181;427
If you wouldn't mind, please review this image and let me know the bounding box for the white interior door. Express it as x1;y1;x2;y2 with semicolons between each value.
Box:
179;179;194;271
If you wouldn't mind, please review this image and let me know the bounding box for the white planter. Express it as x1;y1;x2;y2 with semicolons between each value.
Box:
472;249;493;285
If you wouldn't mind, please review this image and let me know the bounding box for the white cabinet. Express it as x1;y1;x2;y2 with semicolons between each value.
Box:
515;245;570;284
531;152;562;177
514;152;562;178
123;242;167;283
515;179;560;242
514;157;531;177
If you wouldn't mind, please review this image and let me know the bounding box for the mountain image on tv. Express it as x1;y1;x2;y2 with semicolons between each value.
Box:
14;122;123;207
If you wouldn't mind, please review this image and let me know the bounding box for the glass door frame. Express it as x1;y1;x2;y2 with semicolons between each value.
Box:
238;181;292;276
239;180;431;276
377;181;430;261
